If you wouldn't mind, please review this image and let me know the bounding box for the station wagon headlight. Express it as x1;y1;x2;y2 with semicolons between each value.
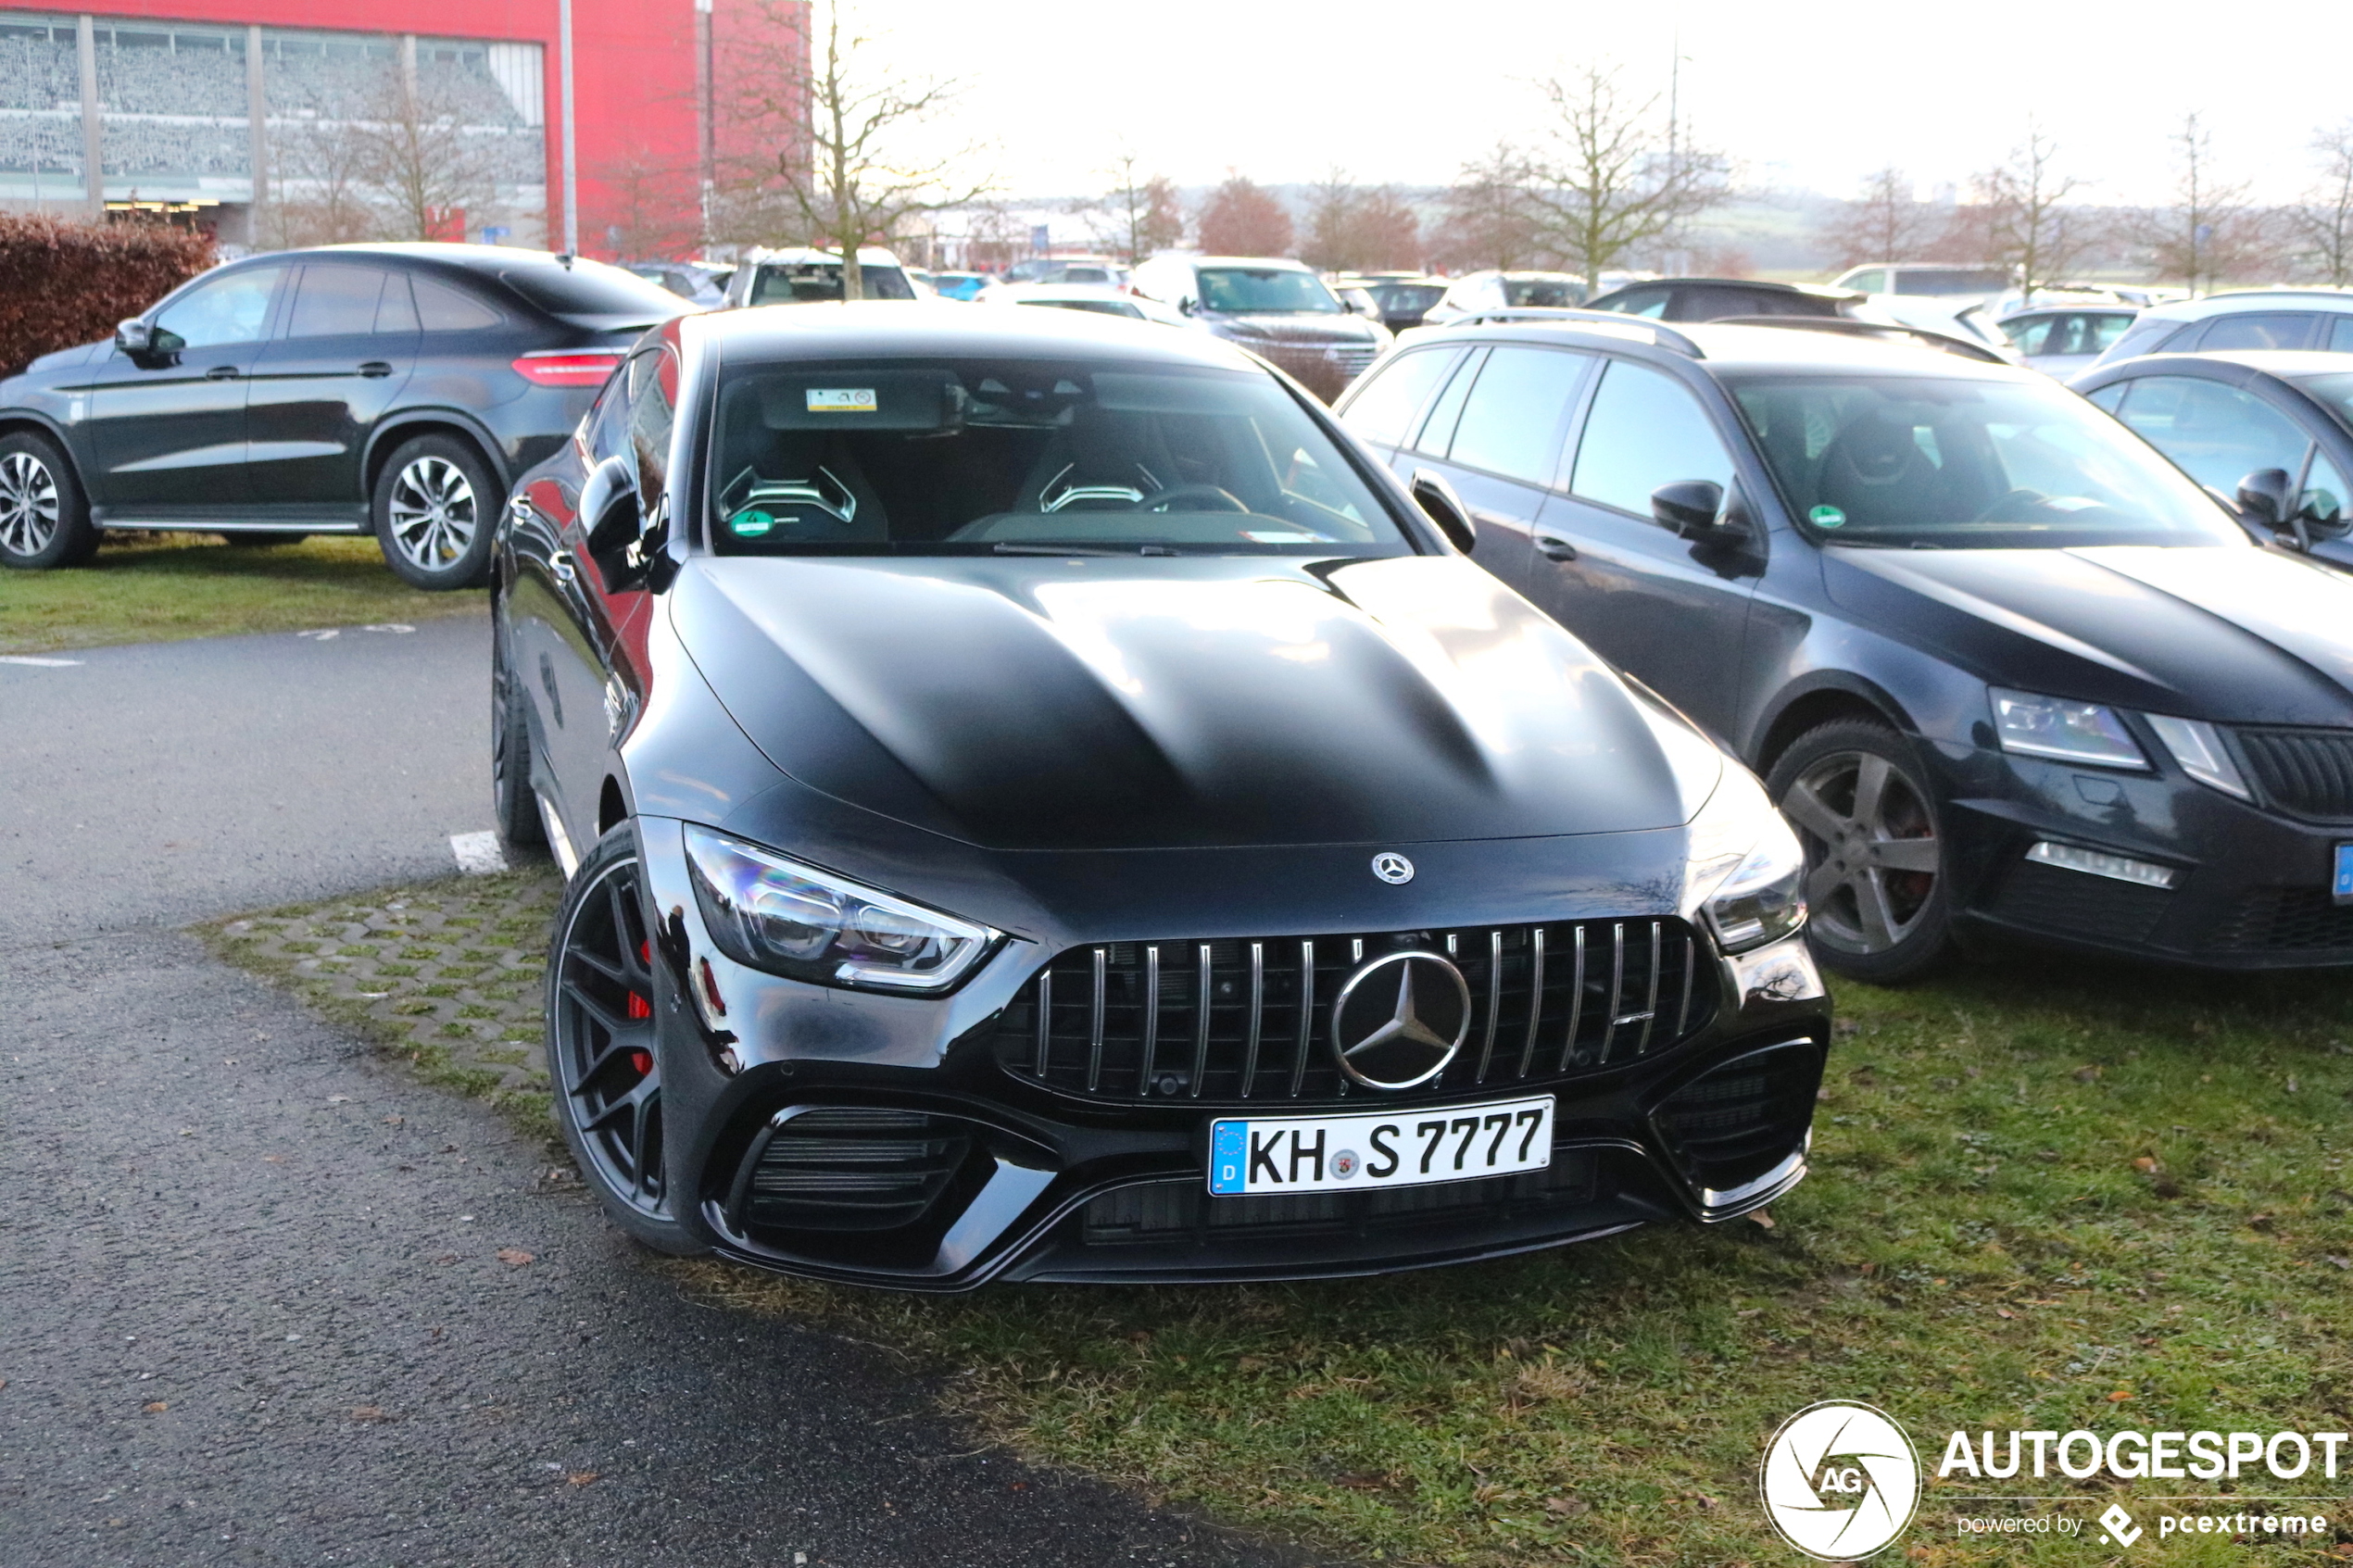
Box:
684;824;1000;993
1684;765;1808;954
1991;689;2149;770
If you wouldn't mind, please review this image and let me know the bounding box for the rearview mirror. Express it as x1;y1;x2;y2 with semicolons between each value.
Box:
2235;468;2293;529
1409;468;1478;554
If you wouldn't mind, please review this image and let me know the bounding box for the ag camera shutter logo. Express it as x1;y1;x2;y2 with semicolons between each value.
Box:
1759;1400;1921;1560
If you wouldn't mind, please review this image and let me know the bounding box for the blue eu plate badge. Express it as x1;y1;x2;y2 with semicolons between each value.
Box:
2336;843;2353;905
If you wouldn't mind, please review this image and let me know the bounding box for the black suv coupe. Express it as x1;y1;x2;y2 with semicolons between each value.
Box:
0;243;690;587
1339;312;2353;979
490;303;1828;1287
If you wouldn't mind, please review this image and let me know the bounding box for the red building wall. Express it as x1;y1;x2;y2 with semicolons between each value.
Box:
84;0;754;257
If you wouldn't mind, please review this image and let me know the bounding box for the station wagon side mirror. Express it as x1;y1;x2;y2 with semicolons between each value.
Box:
1652;479;1730;540
1409;468;1478;554
2234;467;2294;531
114;318;150;354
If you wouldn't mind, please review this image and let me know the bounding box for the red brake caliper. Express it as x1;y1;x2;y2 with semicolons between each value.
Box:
626;939;654;1073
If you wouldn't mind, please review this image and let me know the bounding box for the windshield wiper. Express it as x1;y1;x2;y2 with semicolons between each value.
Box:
990;542;1132;557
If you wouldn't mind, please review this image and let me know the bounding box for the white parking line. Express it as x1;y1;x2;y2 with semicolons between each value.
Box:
449;832;508;874
0;655;83;667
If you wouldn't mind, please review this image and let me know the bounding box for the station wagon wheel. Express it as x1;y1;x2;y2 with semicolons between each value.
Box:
547;827;702;1253
1767;719;1954;983
0;432;96;571
371;433;498;591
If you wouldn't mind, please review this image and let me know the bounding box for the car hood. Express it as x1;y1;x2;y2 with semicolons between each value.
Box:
670;553;1721;852
1821;544;2353;723
1207;315;1383;345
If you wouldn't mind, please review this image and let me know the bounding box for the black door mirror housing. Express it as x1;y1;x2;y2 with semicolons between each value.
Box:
1408;468;1478;554
1652;479;1729;540
2235;467;2294;530
1177;296;1198;317
580;453;642;558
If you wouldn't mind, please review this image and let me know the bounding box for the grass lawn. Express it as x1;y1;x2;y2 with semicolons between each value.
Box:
209;875;2353;1565
0;532;483;654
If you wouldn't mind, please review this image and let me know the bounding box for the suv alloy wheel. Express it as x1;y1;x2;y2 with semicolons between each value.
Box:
373;433;499;589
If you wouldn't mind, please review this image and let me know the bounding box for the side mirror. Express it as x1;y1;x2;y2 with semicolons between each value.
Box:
2235;468;2294;529
579;453;642;559
1177;296;1198;317
1409;468;1478;554
1651;479;1727;540
115;319;150;354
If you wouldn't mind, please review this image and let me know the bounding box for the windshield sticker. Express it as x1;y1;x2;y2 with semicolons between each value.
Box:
1242;530;1319;544
730;508;775;537
805;388;878;413
1810;505;1847;529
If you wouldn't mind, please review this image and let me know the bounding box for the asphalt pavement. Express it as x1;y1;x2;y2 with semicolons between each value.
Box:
0;617;1298;1567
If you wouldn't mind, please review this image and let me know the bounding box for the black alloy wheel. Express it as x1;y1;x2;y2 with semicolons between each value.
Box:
0;432;95;570
1767;720;1954;983
490;613;547;852
547;826;703;1253
372;433;498;590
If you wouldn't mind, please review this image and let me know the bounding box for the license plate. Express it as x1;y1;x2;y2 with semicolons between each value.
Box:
1207;1096;1554;1197
2338;844;2353;905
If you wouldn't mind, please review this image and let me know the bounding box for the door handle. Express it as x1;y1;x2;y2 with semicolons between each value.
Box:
358;361;393;378
205;365;241;381
1535;533;1579;560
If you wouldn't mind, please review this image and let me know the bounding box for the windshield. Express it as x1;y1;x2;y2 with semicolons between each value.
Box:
1197;268;1340;315
1503;278;1581;307
749;262;917;304
1891;268;2009;296
708;358;1409;557
1370;282;1444;313
1727;374;2244;548
2296;372;2353;432
498;259;688;320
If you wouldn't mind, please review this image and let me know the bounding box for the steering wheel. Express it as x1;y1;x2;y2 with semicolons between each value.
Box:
1138;484;1247;513
1971;488;2047;522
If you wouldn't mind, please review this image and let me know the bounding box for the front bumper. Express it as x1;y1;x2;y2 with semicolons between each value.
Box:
1931;742;2353;969
634;819;1830;1289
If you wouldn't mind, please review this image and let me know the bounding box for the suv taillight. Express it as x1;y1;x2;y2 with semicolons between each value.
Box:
511;350;624;388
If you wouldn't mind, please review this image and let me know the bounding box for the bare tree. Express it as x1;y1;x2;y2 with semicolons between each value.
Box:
1301;170;1423;273
1518;63;1728;287
1818;166;1935;268
2290;120;2353;287
1197;173;1293;257
720;0;988;298
1976;125;2088;297
2121;113;2263;292
347;76;496;243
598;153;705;260
265;118;378;249
1082;150;1185;264
1430;144;1541;272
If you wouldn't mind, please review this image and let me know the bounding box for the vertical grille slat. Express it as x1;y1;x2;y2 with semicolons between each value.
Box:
1002;917;1715;1103
2237;727;2353;819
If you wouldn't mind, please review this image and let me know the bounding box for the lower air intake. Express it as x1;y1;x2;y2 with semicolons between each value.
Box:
1649;1040;1822;1203
736;1108;973;1233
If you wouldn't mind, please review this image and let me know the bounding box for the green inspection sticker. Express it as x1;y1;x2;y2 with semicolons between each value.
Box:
730;508;775;537
1809;505;1847;528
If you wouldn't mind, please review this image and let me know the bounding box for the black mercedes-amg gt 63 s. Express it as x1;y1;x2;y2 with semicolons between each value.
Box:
492;302;1831;1289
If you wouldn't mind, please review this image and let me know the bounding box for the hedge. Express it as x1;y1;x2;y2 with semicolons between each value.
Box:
0;214;215;378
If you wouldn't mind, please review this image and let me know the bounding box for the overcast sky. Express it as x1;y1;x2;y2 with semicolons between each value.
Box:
875;0;2347;207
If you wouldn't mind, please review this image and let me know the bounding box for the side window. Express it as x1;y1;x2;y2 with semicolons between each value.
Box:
2194;313;2313;351
2002;315;2059;356
1340;348;1462;447
583;372;632;465
628;348;677;496
2332;318;2353;354
1406;346;1483;456
374;273;421;334
1604;286;1671;318
2084;383;2129;415
1445;346;1591;486
413;275;504;332
2102;317;2184;362
283;266;387;338
2114;376;2311;494
2086;313;2136;353
1842;270;1888;295
1568;359;1735;515
2301;450;2347;530
152;265;284;349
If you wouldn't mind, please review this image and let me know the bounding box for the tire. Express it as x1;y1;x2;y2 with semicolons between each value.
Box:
371;433;498;590
0;431;96;570
546;824;706;1256
491;610;547;853
1765;719;1955;984
219;531;308;546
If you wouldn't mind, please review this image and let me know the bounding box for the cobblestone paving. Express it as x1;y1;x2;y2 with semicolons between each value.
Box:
202;867;564;1119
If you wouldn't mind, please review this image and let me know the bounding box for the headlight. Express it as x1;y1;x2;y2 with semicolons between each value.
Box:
2145;714;2252;800
684;824;999;993
1684;765;1808;954
1991;688;2148;770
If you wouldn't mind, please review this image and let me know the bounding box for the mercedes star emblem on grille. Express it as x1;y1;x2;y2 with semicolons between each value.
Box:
1329;951;1472;1090
1370;852;1415;884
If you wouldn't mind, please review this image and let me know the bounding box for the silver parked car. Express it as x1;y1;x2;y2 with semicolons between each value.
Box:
1996;304;2140;377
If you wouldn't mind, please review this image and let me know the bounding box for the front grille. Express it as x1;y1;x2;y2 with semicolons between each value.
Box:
1650;1041;1821;1198
738;1108;973;1232
2236;728;2353;820
992;920;1715;1105
1325;345;1379;380
1987;859;2171;946
1078;1151;1598;1245
2209;887;2353;952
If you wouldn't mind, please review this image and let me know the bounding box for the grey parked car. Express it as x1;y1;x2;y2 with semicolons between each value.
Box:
1130;254;1392;402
